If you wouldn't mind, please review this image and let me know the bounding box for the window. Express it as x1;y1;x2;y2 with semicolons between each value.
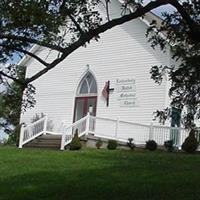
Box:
78;72;97;95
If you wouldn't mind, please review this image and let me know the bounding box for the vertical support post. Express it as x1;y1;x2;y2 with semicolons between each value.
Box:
60;131;66;151
85;112;90;135
43;116;48;135
149;122;154;140
19;124;24;148
115;117;119;139
178;127;182;150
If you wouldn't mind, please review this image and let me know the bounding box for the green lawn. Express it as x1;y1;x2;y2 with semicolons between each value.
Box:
0;146;200;200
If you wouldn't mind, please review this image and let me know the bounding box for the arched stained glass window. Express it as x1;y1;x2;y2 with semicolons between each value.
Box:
78;72;97;95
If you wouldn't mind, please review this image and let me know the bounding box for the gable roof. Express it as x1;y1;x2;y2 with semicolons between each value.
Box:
18;2;163;67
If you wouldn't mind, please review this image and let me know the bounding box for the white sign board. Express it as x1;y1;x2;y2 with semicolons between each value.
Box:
116;78;137;107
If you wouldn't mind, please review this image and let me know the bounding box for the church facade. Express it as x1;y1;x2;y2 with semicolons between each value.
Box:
20;2;172;131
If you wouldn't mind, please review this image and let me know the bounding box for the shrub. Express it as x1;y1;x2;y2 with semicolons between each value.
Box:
0;138;8;145
6;125;21;146
164;140;174;152
69;129;82;150
181;129;198;153
96;139;103;149
127;138;135;150
31;113;45;123
107;140;117;150
145;140;157;151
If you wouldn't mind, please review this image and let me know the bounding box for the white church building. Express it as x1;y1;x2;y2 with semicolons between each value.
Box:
19;1;187;150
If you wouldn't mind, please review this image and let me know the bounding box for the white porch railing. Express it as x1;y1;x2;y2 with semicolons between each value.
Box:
19;114;90;149
19;116;48;148
19;113;200;150
89;115;199;148
60;114;89;150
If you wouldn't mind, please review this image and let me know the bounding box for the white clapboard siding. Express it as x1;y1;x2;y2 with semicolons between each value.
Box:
20;2;170;128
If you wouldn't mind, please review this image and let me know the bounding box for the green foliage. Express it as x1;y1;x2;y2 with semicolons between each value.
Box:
181;129;198;153
164;140;174;152
145;140;157;151
31;113;45;123
95;138;103;149
0;0;103;65
147;2;200;127
127;138;135;150
0;66;26;144
107;139;117;150
69;129;82;150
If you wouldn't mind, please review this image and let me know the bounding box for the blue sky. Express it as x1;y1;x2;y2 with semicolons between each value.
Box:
143;0;175;16
152;6;175;16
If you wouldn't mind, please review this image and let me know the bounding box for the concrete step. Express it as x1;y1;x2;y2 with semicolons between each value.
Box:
25;143;60;148
39;134;62;140
32;138;61;143
24;134;62;149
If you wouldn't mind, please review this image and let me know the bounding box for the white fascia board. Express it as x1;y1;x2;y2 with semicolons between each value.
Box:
17;44;40;67
117;0;167;39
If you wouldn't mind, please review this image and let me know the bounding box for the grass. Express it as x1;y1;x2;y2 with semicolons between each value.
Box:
0;146;200;200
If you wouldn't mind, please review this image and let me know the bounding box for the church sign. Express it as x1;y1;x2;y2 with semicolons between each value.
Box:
116;78;137;107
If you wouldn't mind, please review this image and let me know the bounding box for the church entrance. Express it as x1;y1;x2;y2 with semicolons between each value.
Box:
73;72;97;122
73;96;97;122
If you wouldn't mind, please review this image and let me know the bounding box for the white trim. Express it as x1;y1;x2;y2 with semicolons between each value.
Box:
71;68;98;123
76;70;98;96
70;69;89;124
17;45;40;66
117;0;163;26
164;48;172;108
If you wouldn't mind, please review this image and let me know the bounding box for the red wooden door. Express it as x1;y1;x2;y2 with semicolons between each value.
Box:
73;96;97;122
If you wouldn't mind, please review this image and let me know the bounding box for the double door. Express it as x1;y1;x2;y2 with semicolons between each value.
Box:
73;96;97;122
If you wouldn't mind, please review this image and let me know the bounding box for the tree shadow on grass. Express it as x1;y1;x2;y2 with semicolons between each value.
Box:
0;165;199;200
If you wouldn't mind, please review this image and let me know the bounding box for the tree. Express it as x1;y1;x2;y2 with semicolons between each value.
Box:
147;1;200;127
0;66;31;143
0;0;199;125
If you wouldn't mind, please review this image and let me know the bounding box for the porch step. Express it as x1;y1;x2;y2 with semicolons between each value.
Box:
24;134;62;149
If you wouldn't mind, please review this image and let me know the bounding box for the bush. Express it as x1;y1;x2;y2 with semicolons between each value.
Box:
107;140;117;150
181;129;198;153
96;139;103;149
164;140;174;152
127;138;135;150
145;140;157;151
69;129;82;150
31;113;45;123
6;125;21;146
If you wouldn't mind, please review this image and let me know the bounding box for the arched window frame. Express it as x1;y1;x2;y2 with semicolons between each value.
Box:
77;72;97;97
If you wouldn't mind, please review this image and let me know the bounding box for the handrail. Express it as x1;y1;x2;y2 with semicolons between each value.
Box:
90;115;192;148
90;115;117;123
63;115;88;131
118;120;150;128
152;124;186;130
21;131;45;146
19;116;48;148
23;116;47;129
19;113;197;150
91;115;150;128
60;114;89;150
90;115;190;130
